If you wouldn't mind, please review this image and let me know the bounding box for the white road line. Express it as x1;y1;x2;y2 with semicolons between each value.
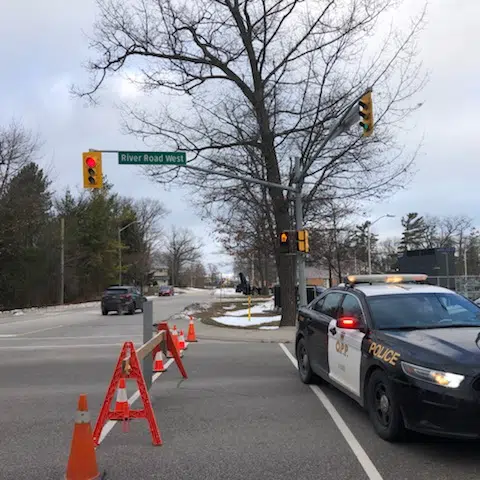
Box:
0;334;17;338
98;345;190;444
17;325;66;336
0;335;143;341
279;343;384;480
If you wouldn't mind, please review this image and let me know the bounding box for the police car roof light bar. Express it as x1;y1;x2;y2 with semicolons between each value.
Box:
344;274;428;286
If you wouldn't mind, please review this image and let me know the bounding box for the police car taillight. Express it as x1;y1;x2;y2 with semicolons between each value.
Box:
345;274;428;285
337;316;360;329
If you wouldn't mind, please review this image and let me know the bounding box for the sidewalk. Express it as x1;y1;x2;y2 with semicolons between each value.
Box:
194;321;296;343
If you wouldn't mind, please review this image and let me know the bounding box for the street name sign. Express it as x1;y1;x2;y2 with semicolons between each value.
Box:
118;151;186;165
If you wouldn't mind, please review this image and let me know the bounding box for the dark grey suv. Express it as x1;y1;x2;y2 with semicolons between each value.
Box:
101;286;146;315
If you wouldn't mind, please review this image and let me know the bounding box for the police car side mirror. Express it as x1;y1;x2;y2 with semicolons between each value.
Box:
337;316;361;329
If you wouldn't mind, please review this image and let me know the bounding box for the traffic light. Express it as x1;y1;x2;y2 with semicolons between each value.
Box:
297;230;310;253
279;231;294;254
82;151;103;189
359;91;373;137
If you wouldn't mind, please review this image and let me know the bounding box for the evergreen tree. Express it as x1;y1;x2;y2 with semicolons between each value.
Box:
399;213;427;251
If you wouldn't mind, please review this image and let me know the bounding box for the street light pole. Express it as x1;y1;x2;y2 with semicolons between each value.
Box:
118;220;141;286
367;214;395;274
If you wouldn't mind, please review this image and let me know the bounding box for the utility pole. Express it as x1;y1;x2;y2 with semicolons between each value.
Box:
59;217;65;305
367;223;372;275
464;246;468;297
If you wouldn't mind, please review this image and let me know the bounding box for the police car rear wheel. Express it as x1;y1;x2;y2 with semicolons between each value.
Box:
296;338;314;384
367;370;405;442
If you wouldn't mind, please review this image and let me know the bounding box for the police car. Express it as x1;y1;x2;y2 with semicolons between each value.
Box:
295;274;480;442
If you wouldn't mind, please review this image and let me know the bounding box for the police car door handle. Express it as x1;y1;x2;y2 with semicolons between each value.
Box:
329;326;336;336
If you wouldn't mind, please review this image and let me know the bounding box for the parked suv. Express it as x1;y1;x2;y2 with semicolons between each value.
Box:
101;286;145;315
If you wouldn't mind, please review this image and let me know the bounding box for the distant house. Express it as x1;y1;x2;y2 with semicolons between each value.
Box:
306;266;330;288
151;267;169;286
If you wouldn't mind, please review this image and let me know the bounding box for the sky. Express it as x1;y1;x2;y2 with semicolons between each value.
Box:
0;0;478;273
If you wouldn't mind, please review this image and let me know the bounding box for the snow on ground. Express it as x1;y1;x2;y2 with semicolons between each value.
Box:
211;296;280;328
259;326;280;330
183;302;210;316
211;315;281;327
211;288;244;297
223;299;274;316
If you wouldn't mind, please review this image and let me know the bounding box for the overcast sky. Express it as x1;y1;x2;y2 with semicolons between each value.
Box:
0;0;478;272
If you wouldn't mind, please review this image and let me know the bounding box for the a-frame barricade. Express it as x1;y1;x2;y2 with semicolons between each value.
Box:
92;322;188;448
92;341;162;446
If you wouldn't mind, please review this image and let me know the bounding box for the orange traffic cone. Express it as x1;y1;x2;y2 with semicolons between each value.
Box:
65;394;100;480
153;350;167;372
172;325;179;347
170;325;180;356
115;378;129;416
178;329;186;350
187;316;197;342
115;377;130;432
166;327;176;358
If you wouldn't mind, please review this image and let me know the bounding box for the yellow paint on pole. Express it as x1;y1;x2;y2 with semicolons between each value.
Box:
248;295;251;321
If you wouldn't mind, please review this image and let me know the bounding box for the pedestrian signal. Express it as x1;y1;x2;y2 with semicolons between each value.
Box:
297;230;310;253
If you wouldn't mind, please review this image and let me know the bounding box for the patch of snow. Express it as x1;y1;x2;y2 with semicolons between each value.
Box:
223;300;274;316
212;288;244;297
222;304;238;310
212;315;281;327
259;326;280;330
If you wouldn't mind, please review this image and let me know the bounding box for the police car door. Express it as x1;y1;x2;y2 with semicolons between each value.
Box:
327;293;366;397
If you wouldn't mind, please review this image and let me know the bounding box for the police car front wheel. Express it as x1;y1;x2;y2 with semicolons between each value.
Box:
366;369;405;442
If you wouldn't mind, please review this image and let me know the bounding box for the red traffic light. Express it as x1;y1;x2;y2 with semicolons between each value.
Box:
85;157;96;168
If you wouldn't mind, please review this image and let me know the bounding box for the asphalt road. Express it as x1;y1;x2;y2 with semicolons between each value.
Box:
1;292;480;479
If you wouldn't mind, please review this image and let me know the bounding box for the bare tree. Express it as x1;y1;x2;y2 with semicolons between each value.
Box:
0;120;41;197
76;0;427;325
163;227;202;285
207;263;220;285
133;197;169;253
376;237;401;272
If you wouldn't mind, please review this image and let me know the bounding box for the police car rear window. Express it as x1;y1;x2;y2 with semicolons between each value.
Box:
367;293;480;329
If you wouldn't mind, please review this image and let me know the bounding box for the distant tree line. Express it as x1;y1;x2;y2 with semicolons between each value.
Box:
308;207;479;284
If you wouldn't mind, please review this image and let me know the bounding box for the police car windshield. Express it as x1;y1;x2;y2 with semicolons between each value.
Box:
367;292;480;330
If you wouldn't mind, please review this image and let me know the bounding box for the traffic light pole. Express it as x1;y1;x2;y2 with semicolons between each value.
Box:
294;87;372;307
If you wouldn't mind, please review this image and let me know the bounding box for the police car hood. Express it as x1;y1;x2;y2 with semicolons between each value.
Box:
380;327;480;372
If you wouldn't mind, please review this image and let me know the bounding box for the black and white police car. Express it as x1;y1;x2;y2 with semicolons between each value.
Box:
295;274;480;442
